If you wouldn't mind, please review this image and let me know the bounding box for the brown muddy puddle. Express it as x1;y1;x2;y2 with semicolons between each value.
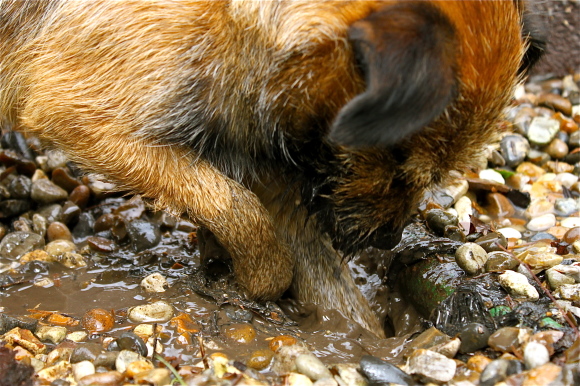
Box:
0;197;422;372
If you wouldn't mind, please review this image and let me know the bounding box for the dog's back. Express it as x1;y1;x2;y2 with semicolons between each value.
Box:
0;1;543;337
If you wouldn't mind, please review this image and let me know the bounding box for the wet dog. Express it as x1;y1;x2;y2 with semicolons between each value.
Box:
0;1;544;337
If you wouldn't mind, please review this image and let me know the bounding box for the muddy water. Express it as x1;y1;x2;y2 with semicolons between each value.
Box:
0;198;422;371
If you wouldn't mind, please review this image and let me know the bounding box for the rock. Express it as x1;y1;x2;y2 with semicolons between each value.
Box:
126;219;161;252
331;364;368;386
222;323;256;344
45;239;76;258
455;243;488;276
87;236;117;253
116;332;148;357
561;217;580;228
46;221;73;242
479;359;523;386
554;172;578;188
554;284;580;301
498;271;539;301
44;149;69;171
546;268;576;290
272;345;312;375
544;138;569;159
30;179;68;204
269;335;298;352
35;326;68;344
70;343;103;363
128;301;174;323
77;371;123;386
115;350;147;374
81;308;115;333
287;373;313;386
496;227;522;240
524;341;550;370
475;232;508;253
425;209;459;235
527;116;560;146
0;199;31;218
7;175;32;199
488;327;531;353
72;361;95;382
247;349;274;370
459;323;491;354
485;193;515;218
478;169;505;184
69;185;91;208
555;198;579;216
295;354;332;381
500;134;530;167
407;349;456;384
140;273;168;293
537;93;573;116
359;355;413;386
0;231;45;260
526;213;556;231
485;251;519;272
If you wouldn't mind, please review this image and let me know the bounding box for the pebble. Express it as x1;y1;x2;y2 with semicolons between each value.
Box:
425;209;458;235
554;283;580;301
128;301;174;323
359;355;413;386
134;368;171;386
247;349;274;370
46;221;73;242
87;236;117;252
222;323;256;344
69;185;91;208
7;175;32;199
500;134;529;167
30;178;69;204
115;349;146;374
458;323;491;353
32;213;48;237
520;250;562;271
126;219;161;252
498;271;539;301
524;341;550;370
81;308;115;333
66;331;88;343
555;198;579;216
406;348;456;384
125;359;154;377
455;243;488;276
485;251;519;272
51;167;80;192
527;116;560;146
546;267;575;290
0;231;45;260
554;172;578;188
70;343;103;363
454;196;473;222
36;361;74;384
77;371;123;386
526;213;556;231
72;360;95;382
537;93;573;116
116;331;148;357
544;138;569;159
37;203;63;223
295;354;332;381
475;232;507;253
45;149;69;171
272;345;312;375
479;359;522;386
496;227;522;239
287;372;313;386
478;169;505;184
485;192;515;218
561;217;580;228
269;335;298;352
140;273;168;293
35;326;67;344
45;239;77;258
525;198;554;219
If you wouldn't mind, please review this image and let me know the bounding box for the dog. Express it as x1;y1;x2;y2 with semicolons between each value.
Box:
0;0;544;337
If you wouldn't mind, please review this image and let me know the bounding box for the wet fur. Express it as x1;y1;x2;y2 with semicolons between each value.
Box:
0;0;543;337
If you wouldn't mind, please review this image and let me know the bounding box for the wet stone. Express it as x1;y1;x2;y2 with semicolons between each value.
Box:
46;221;73;242
69;185;90;208
70;343;104;364
61;201;81;224
488;327;531;353
295;354;332;381
561;217;580;228
0;199;30;218
93;351;118;368
87;236;117;253
126;219;161;252
500;134;530;167
140;272;168;293
496;227;522;240
537;93;573;116
72;212;95;242
544;138;569;159
77;370;123;386
563;227;580;244
7;175;32;199
223;323;256;344
36;326;67;344
475;232;508;253
128;301;174;323
269;335;298;352
51;167;80;193
485;192;515;218
359;355;413;386
407;348;456;384
498;270;539;301
554;283;580;301
425;209;458;235
72;361;95;382
458;322;492;354
479;169;505;184
555;198;579;216
116;332;148;357
0;231;45;260
44;150;68;171
455;242;488;276
479;359;523;386
247;349;274;370
81;308;115;333
30;178;68;204
485;251;519;272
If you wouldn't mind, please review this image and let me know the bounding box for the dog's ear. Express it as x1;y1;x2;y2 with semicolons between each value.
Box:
329;3;458;149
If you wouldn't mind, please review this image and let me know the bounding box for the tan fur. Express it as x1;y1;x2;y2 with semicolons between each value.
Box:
0;1;530;337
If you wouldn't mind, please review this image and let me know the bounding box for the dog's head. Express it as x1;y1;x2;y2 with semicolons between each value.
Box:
310;1;546;253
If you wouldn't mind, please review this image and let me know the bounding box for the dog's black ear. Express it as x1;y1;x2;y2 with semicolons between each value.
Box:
329;3;458;149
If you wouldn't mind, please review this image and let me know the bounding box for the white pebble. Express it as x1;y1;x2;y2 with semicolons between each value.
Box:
295;354;332;381
497;227;522;240
554;284;580;301
479;169;505;184
454;196;473;222
407;349;456;384
72;360;95;381
561;217;580;229
498;270;539;301
140;273;168;293
555;173;579;188
526;213;556;231
287;373;314;386
524;342;550;370
128;301;174;323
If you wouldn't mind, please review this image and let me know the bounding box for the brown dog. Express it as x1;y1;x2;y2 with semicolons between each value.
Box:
0;1;544;337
